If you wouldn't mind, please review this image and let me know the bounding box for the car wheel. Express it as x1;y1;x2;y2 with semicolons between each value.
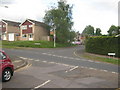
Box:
2;69;12;82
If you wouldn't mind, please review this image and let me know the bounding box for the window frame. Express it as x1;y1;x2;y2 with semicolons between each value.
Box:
21;25;27;30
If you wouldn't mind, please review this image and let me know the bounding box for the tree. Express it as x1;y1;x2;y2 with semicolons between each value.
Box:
107;25;118;36
82;25;94;36
43;0;74;43
95;28;102;36
69;30;76;41
117;26;120;35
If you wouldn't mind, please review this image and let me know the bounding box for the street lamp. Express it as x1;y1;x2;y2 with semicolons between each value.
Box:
52;24;56;48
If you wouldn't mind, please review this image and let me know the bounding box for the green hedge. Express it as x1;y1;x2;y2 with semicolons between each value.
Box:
85;36;120;58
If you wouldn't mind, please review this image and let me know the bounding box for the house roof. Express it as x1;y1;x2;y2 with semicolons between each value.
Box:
27;19;50;30
27;19;49;28
2;19;20;27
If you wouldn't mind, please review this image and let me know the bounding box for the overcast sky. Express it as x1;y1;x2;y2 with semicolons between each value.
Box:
0;0;119;34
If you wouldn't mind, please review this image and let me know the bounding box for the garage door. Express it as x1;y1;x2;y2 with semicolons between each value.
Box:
8;33;14;41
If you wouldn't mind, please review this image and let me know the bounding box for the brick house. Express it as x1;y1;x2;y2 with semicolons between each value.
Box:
0;19;20;41
20;19;50;41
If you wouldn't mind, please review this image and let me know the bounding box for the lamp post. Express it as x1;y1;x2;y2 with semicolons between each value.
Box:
51;23;56;48
53;25;56;48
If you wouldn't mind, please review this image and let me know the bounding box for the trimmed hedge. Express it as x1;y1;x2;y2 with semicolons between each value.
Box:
85;36;120;58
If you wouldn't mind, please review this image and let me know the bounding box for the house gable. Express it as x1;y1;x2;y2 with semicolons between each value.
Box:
0;21;7;32
20;20;34;34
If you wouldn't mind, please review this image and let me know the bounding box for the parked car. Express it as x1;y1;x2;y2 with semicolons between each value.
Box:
0;50;14;82
71;41;81;45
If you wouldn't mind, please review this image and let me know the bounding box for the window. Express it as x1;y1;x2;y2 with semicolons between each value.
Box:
3;25;6;28
29;25;33;28
0;52;7;60
21;25;27;30
22;34;27;38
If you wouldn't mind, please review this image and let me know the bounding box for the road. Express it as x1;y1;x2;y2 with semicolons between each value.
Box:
2;46;118;88
4;46;118;72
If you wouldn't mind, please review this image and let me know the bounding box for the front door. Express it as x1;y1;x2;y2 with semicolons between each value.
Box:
8;33;14;41
3;34;7;40
29;34;33;41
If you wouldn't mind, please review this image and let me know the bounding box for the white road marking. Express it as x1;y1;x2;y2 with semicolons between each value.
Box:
66;66;79;72
35;60;40;62
13;60;22;63
42;61;47;63
22;58;28;59
69;66;79;71
49;62;55;64
29;59;33;60
19;56;118;75
112;72;118;74
32;80;51;90
63;57;68;58
42;53;47;54
101;70;108;72
89;68;95;70
42;53;97;63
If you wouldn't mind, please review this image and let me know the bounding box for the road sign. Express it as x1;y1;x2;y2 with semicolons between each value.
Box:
108;53;116;56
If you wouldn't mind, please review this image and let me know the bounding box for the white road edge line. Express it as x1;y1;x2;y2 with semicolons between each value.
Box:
32;80;51;90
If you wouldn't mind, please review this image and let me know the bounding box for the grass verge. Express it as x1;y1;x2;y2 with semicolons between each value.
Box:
81;53;119;65
2;40;76;48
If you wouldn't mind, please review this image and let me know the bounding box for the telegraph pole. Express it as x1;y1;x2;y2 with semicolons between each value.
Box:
53;27;56;48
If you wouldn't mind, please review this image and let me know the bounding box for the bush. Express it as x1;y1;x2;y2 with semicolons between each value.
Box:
85;36;120;57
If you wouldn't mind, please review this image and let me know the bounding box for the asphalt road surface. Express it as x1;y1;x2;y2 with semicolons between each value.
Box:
2;46;119;89
3;46;118;72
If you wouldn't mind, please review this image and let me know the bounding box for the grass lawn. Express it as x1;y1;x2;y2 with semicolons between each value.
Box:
81;53;119;65
1;40;76;48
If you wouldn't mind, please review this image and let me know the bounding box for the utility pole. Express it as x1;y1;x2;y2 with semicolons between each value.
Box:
53;27;56;48
52;23;56;48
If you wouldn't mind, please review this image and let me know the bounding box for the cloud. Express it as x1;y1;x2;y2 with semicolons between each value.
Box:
1;0;15;5
0;0;119;34
0;0;49;21
67;0;118;34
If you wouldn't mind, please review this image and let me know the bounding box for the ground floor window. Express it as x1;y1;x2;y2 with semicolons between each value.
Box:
22;34;27;38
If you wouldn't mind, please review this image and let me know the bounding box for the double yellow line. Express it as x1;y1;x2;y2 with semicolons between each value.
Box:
15;61;32;72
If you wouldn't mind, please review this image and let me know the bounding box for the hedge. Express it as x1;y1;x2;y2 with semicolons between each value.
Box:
85;36;120;58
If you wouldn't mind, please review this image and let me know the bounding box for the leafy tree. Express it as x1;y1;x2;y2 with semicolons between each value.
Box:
117;26;120;34
107;25;118;36
95;28;102;36
82;25;94;36
68;30;76;42
43;0;74;43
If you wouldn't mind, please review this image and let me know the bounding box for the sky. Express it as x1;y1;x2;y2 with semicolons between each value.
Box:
0;0;119;34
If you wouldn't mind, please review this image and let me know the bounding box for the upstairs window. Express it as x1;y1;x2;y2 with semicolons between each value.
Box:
29;25;33;28
3;25;6;28
21;25;27;30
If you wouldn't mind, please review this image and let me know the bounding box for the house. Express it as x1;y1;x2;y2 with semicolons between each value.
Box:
0;19;20;41
20;19;50;41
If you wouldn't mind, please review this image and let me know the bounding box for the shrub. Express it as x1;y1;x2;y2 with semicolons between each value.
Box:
85;36;120;57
